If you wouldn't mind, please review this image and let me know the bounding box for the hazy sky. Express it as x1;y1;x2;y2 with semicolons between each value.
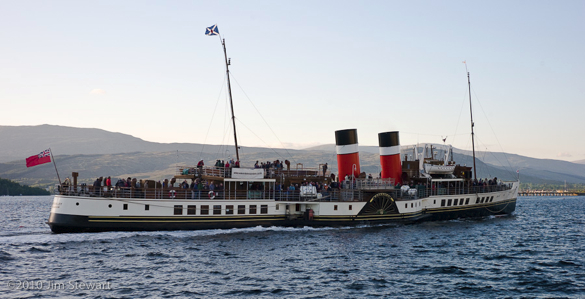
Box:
1;1;583;161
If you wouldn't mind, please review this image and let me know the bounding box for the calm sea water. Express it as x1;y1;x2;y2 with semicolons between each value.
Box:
0;196;583;298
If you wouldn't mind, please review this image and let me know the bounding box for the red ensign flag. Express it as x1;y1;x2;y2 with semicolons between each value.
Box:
26;149;52;168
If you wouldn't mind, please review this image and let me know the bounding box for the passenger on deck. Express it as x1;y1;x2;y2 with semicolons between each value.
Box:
93;177;101;195
181;180;189;189
322;163;328;177
235;160;240;168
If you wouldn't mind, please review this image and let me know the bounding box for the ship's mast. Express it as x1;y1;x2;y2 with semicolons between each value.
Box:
222;38;240;161
467;71;477;181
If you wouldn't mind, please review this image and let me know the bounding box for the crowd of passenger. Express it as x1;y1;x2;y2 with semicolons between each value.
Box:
254;159;290;170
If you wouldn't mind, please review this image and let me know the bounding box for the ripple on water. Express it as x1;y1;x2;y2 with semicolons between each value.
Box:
0;196;584;298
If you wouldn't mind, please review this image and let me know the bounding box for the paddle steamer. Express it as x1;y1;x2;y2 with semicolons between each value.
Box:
47;29;518;233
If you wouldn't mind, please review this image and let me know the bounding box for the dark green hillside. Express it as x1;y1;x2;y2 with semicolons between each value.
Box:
0;177;50;195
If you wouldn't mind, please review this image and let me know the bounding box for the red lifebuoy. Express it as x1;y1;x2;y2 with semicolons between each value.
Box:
169;190;176;199
208;191;215;199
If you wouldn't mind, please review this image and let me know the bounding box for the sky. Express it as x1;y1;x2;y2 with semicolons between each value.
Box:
1;0;584;161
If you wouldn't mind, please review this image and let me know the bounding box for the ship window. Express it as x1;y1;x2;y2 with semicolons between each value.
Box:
145;204;150;211
174;205;182;215
275;204;279;210
465;198;470;205
201;205;209;215
238;205;245;214
334;205;338;211
249;205;257;214
434;200;436;205
261;205;268;214
296;204;300;212
411;203;413;208
213;205;221;215
226;205;234;215
441;199;445;207
453;199;458;206
123;204;128;210
108;204;112;208
405;203;407;209
475;198;479;204
490;196;494;202
187;205;196;215
460;198;465;205
349;205;352;210
481;197;485;203
447;199;452;206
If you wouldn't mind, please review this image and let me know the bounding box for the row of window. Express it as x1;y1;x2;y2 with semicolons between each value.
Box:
333;205;352;211
173;204;269;216
405;202;421;209
440;196;494;207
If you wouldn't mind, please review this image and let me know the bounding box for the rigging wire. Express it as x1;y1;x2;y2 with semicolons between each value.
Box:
470;85;517;176
451;88;470;147
229;71;296;162
234;118;289;162
199;75;227;160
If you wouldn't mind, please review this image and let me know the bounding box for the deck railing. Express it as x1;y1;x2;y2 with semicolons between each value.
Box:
175;166;329;179
57;181;514;202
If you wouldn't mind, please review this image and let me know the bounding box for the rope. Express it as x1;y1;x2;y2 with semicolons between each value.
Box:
199;75;226;160
229;71;296;163
484;199;514;214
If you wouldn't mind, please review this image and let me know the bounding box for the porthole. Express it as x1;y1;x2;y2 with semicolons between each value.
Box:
108;204;112;208
76;202;79;206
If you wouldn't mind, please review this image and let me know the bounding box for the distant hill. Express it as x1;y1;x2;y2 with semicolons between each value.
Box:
454;149;585;185
573;159;585;165
0;125;286;163
0;125;582;188
306;143;585;184
0;177;50;195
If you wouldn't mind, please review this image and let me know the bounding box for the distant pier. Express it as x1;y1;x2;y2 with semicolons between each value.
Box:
519;191;584;197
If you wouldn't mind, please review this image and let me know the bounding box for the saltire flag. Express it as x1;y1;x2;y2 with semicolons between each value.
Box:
26;149;52;168
205;24;219;36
